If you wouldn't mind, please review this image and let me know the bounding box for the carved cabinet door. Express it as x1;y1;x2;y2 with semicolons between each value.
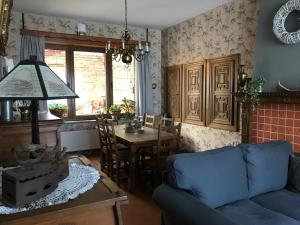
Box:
166;65;182;121
182;62;205;125
206;54;239;131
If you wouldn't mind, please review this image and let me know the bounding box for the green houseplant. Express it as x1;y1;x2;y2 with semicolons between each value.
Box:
109;104;121;120
243;75;266;110
120;98;136;133
120;98;135;121
48;103;68;118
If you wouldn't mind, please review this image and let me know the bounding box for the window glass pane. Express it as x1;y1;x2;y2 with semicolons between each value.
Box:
112;61;135;104
45;49;68;116
74;51;106;116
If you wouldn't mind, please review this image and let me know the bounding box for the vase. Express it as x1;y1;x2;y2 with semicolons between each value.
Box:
125;122;135;133
1;100;13;122
19;106;31;122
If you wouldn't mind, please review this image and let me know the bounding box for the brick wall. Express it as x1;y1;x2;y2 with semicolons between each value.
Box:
251;103;300;153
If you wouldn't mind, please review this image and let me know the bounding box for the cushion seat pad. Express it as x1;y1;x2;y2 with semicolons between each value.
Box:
252;189;300;221
217;199;300;225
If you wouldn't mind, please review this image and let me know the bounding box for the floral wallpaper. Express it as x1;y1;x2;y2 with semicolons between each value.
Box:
162;0;259;151
7;11;162;114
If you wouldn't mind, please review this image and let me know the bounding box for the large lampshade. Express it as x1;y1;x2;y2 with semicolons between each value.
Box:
0;56;78;144
0;58;78;99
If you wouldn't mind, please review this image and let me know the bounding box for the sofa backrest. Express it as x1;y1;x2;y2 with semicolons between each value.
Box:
166;146;249;208
239;141;293;197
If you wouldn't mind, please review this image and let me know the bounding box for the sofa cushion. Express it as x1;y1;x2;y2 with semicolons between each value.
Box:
252;189;300;221
240;141;293;197
217;199;300;225
166;146;248;208
287;157;300;192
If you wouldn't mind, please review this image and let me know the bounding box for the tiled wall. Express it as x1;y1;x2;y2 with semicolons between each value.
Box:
251;103;300;153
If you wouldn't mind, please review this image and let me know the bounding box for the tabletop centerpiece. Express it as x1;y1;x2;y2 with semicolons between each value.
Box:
119;98;141;133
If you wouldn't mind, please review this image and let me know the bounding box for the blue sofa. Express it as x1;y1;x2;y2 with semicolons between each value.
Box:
153;141;300;225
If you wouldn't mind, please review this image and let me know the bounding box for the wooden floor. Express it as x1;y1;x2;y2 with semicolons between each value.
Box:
87;154;161;225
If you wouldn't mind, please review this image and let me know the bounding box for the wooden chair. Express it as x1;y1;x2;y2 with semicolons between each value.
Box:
144;114;156;128
143;123;182;187
161;116;175;128
105;120;131;186
96;116;111;175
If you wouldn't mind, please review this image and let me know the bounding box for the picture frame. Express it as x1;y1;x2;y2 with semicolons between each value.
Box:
0;0;13;56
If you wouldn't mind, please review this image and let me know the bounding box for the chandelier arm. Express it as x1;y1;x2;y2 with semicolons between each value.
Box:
125;0;128;30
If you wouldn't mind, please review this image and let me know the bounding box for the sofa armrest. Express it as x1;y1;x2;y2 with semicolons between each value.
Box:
288;156;300;192
153;184;239;225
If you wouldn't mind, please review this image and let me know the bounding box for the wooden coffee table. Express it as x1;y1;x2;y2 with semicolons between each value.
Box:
0;156;128;225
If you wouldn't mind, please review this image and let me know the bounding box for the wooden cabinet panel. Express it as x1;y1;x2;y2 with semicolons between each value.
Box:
0;119;62;164
206;54;239;131
182;62;205;125
166;65;182;122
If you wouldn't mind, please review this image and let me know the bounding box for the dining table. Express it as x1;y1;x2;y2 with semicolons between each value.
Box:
114;125;161;191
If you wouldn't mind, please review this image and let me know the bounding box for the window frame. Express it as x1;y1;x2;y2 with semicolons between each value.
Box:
45;44;113;120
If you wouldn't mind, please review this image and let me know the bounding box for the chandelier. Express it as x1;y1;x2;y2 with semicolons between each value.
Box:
105;0;150;64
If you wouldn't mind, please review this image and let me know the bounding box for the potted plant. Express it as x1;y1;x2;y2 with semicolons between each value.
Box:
48;103;68;118
109;104;121;120
120;98;136;133
242;75;266;110
120;98;135;121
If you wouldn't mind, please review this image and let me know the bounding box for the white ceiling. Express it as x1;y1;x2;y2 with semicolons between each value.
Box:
13;0;230;30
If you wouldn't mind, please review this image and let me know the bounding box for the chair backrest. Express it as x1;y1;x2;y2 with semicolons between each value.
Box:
96;116;108;149
156;123;182;156
161;116;175;127
105;120;118;153
144;114;156;128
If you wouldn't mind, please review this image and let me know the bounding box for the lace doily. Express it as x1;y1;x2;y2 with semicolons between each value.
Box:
0;163;100;214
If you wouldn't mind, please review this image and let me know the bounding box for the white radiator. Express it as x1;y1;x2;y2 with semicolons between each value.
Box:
60;129;100;152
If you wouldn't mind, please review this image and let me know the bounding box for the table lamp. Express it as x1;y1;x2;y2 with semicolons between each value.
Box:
0;56;78;144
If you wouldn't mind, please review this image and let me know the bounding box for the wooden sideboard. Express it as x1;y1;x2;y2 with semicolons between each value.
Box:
0;117;62;164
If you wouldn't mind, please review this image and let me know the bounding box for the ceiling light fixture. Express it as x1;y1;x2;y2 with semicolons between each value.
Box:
105;0;150;64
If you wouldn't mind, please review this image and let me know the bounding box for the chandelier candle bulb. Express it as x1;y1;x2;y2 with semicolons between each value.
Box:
138;41;142;50
122;40;125;49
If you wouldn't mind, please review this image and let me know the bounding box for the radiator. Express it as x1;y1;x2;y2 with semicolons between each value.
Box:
60;129;100;152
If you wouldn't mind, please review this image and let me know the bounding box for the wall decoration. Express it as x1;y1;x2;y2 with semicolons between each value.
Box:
162;0;259;151
273;0;300;44
0;0;13;56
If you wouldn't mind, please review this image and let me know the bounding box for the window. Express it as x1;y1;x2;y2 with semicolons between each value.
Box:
73;51;106;116
45;45;136;119
45;49;68;114
112;60;135;104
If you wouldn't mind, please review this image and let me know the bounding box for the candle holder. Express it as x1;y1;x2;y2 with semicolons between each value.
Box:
239;65;248;91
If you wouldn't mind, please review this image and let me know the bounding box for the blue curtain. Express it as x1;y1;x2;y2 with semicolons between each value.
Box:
20;35;45;62
20;35;48;113
136;55;154;116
